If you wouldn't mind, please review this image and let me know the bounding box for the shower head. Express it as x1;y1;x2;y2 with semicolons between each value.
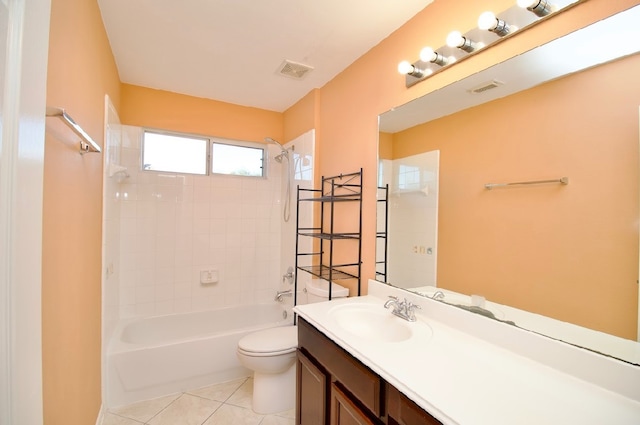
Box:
266;137;291;163
274;151;289;163
264;137;285;149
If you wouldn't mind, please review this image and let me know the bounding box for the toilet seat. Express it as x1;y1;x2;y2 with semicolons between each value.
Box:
238;326;297;356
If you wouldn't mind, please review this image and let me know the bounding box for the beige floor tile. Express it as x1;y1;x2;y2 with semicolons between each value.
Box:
101;412;145;425
275;408;295;419
111;393;180;423
187;378;247;402
203;403;264;425
259;415;295;425
225;378;254;409
147;393;221;425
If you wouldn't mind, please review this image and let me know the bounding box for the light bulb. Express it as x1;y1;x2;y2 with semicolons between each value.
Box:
420;46;448;66
447;31;477;53
419;47;436;62
478;11;511;37
517;0;553;17
478;11;497;30
446;31;464;48
397;61;414;75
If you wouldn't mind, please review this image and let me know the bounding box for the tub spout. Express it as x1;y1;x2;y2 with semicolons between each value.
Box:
275;289;293;302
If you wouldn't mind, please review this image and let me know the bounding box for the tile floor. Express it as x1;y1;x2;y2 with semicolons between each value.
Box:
102;377;295;425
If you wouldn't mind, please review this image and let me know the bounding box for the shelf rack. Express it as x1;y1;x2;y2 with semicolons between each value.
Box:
294;169;363;304
376;184;389;282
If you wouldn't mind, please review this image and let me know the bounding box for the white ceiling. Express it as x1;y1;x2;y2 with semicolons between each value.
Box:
97;0;432;112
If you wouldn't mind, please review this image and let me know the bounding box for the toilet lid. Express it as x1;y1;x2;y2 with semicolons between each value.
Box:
238;326;298;354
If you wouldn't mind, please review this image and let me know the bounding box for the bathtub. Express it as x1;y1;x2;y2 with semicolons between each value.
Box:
106;303;292;408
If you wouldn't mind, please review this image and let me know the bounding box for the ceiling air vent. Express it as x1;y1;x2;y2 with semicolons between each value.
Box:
468;79;504;94
277;60;314;80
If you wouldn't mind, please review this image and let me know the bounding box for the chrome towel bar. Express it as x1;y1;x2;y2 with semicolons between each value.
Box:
46;106;101;154
484;177;568;190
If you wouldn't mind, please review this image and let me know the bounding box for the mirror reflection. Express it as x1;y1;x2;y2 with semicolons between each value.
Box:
377;6;640;364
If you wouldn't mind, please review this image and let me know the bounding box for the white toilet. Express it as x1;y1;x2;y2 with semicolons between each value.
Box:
236;280;348;414
305;278;349;303
236;326;298;414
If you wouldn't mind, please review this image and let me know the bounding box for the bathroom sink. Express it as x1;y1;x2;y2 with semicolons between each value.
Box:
328;304;414;343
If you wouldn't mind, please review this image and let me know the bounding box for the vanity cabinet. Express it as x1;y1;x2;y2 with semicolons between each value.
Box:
330;383;376;425
297;350;327;425
386;385;441;425
296;317;441;425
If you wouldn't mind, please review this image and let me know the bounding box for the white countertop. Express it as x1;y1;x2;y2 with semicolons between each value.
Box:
294;281;640;425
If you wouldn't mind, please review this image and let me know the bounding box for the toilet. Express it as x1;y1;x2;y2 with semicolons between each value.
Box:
305;278;349;303
236;280;348;414
237;326;298;414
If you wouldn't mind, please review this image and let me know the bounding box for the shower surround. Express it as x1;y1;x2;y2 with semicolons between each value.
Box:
107;126;314;320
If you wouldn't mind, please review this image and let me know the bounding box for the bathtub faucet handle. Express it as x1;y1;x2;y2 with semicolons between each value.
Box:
282;267;294;285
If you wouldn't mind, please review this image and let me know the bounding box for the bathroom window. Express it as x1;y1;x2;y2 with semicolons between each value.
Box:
211;140;265;177
141;131;266;177
142;130;208;175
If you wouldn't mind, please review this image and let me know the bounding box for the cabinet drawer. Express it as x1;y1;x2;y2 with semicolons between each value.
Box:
298;318;383;417
386;384;441;425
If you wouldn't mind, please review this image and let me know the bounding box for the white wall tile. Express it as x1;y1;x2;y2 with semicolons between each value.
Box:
110;128;315;318
154;300;174;315
155;284;174;302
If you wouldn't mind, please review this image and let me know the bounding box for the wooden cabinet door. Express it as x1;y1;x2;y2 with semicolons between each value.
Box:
330;383;376;425
297;350;327;425
387;384;441;425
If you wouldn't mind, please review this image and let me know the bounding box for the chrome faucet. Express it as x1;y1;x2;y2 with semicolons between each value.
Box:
275;289;293;302
282;267;294;285
384;296;421;322
430;291;445;301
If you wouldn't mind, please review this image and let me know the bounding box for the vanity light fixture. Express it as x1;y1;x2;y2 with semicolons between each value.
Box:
419;47;449;66
478;11;512;37
446;31;479;53
397;60;431;78
517;0;554;17
399;0;574;88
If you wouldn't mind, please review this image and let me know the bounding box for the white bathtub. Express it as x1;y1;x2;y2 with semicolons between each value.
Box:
106;303;292;408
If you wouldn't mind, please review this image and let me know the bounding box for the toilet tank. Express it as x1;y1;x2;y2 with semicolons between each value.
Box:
305;279;349;303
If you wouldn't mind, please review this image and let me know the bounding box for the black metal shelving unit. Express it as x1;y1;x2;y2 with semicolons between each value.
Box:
376;184;389;283
294;169;363;305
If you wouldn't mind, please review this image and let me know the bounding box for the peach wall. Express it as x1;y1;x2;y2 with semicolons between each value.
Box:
44;0;121;423
293;0;640;297
119;84;283;143
39;0;640;418
378;132;393;160
283;89;319;142
392;54;640;339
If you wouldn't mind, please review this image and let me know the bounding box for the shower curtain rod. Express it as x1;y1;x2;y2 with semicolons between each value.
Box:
46;106;101;154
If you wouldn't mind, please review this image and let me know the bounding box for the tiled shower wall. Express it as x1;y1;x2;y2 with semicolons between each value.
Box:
378;150;439;288
113;125;291;318
279;130;315;304
102;96;123;341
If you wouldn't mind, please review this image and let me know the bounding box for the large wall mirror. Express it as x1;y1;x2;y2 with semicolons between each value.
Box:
377;5;640;365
